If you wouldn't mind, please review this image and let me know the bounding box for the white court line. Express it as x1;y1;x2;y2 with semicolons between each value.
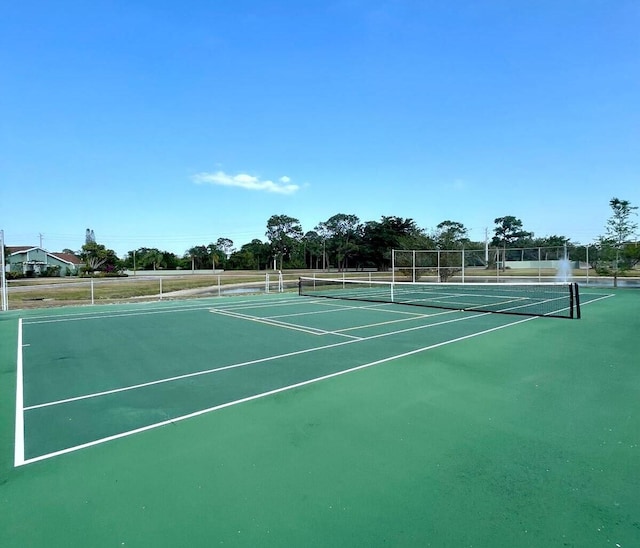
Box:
14;319;25;467
268;301;431;319
333;310;457;333
24;310;490;412
19;291;612;465
21;295;304;325
264;304;456;334
19;313;536;466
210;308;362;339
24;304;224;325
212;303;443;337
580;293;615;306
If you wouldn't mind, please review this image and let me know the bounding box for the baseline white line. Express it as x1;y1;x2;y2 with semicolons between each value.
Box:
22;296;304;325
14;319;25;467
24;305;217;325
19;314;536;466
25;311;490;411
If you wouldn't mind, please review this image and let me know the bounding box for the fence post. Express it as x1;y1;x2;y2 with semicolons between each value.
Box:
412;250;416;283
538;247;542;282
0;229;7;311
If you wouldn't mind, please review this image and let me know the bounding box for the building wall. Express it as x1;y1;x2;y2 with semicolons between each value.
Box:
9;249;79;276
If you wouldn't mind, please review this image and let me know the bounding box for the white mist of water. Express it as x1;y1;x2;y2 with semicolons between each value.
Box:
556;258;572;282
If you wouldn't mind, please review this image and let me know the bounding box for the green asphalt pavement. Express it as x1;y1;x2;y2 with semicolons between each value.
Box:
1;289;638;547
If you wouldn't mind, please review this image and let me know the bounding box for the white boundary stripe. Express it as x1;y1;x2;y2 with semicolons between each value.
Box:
21;295;305;325
14;319;25;467
19;314;536;466
24;310;487;411
24;305;218;325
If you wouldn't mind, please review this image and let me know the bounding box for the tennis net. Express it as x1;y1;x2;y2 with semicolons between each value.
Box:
299;277;581;319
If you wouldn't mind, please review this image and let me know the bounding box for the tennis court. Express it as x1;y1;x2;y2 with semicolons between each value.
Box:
1;284;639;546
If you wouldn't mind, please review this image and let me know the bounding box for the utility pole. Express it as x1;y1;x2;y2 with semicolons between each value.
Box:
39;233;44;248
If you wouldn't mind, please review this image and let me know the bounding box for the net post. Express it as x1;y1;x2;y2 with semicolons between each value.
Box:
574;283;581;319
569;282;574;318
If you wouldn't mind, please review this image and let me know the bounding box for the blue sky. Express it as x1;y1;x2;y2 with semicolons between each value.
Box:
1;0;638;257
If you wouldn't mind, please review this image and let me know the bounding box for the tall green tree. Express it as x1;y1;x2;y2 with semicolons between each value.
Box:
79;241;121;274
315;213;362;271
302;231;324;269
215;238;235;259
228;239;271;270
433;220;469;249
206;242;227;270
265;214;303;269
491;216;532;247
185;245;211;269
361;216;428;270
602;197;638;285
123;248;181;270
491;216;533;269
431;220;470;281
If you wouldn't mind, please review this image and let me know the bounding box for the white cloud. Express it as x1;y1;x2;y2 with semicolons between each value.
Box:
193;171;300;195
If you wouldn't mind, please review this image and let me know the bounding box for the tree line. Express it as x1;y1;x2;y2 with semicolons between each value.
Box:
67;198;637;276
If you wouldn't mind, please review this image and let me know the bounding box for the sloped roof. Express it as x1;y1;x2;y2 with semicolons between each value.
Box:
7;246;83;266
7;246;38;254
49;252;83;265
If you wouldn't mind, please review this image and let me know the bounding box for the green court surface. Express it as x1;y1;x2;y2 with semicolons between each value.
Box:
0;287;638;547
